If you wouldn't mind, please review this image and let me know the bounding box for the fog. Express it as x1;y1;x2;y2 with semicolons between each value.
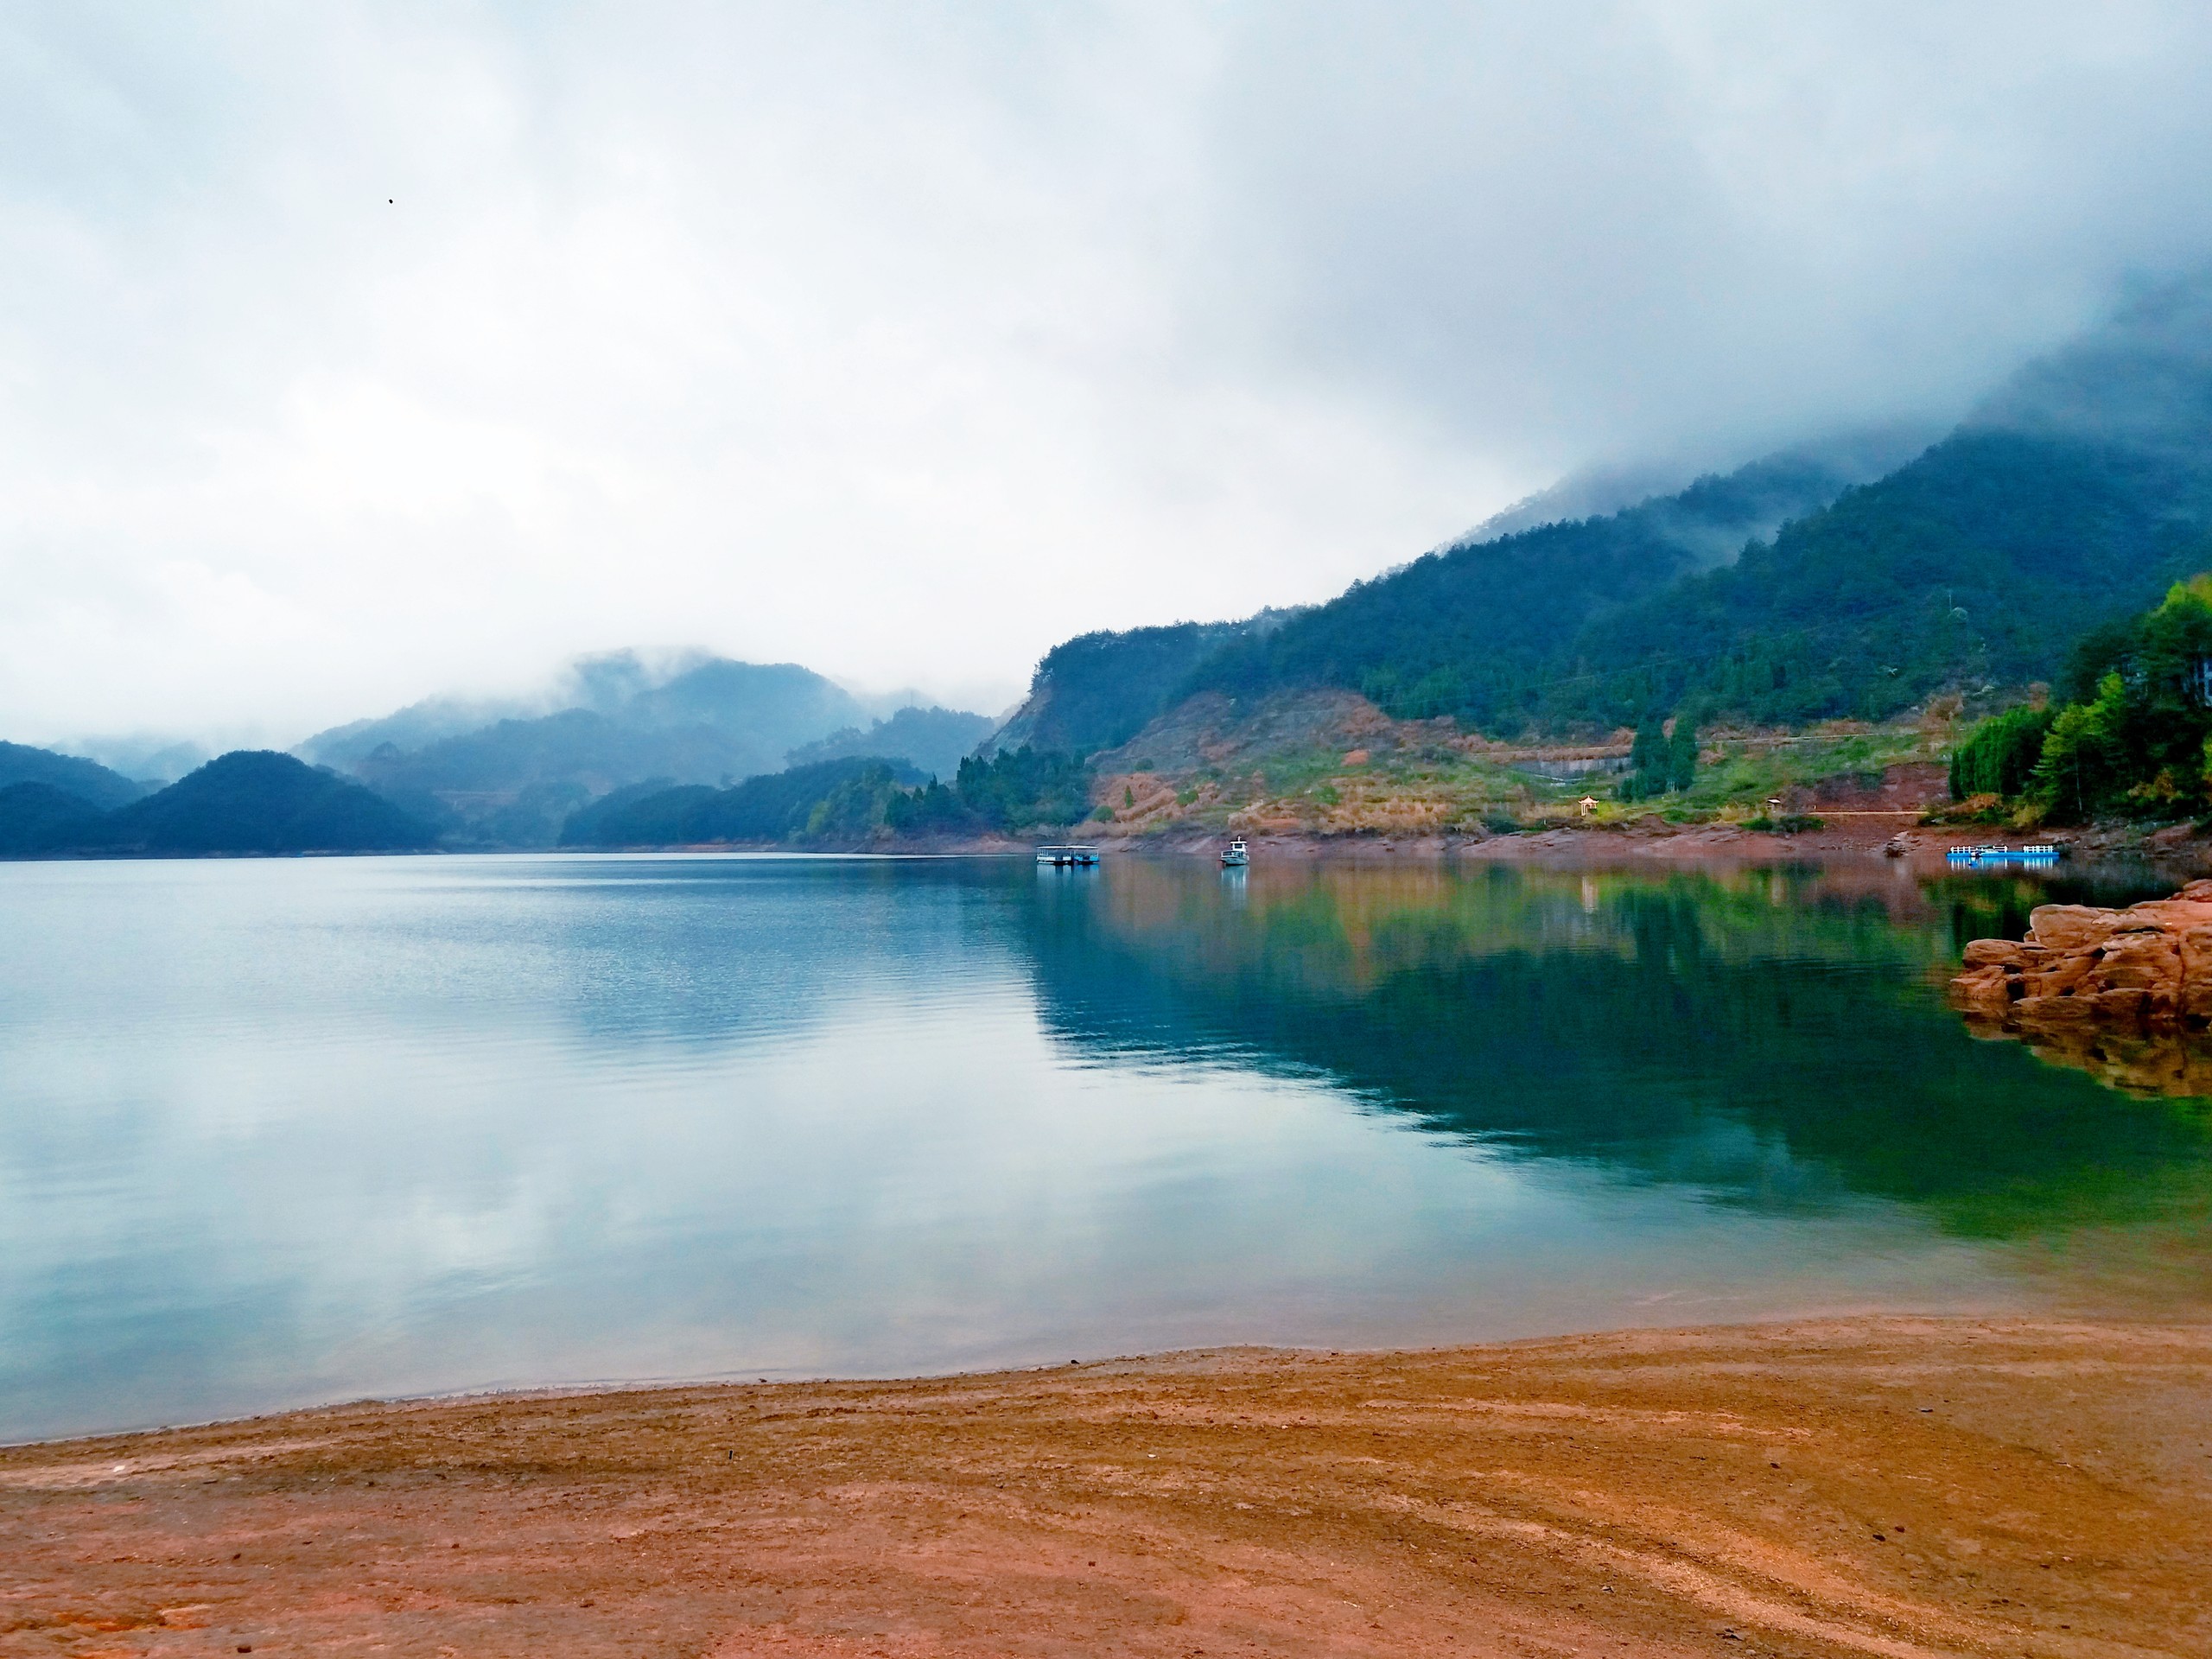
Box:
6;3;2212;745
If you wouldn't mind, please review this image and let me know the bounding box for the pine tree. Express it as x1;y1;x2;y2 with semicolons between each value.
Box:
1620;710;1670;799
1669;717;1699;793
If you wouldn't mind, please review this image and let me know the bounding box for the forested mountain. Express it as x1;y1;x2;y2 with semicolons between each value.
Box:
1554;432;2212;727
0;752;435;856
563;742;1092;849
562;756;925;847
0;741;149;810
1164;277;2212;735
983;613;1300;760
1186;447;1902;733
100;752;436;854
784;705;997;779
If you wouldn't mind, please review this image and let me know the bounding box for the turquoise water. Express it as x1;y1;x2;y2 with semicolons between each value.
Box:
2;853;2205;1442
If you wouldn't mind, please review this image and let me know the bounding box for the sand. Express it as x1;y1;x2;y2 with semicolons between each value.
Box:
4;1317;2209;1657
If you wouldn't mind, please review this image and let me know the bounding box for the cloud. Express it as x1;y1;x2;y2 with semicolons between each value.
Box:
4;3;2212;741
1198;2;2212;461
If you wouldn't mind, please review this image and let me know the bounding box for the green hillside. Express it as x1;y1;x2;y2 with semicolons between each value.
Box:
562;756;925;848
1101;282;2212;740
1185;448;1933;734
1185;431;2211;735
1559;432;2212;727
989;617;1290;760
564;744;1090;848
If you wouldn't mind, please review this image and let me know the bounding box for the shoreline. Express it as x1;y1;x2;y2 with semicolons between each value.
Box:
582;810;2212;867
10;817;2212;869
6;1316;2207;1656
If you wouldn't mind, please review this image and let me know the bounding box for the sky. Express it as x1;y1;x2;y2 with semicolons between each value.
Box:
8;3;2212;747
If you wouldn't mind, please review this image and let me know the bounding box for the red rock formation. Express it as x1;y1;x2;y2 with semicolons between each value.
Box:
1950;879;2212;1095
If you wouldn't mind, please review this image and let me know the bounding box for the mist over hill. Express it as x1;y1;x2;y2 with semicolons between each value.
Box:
295;650;866;773
288;651;1000;849
1034;274;2212;747
1458;423;1939;556
52;737;212;787
784;707;998;781
1967;275;2212;459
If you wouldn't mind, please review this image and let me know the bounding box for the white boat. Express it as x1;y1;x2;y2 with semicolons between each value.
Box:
1035;843;1100;867
1220;837;1249;868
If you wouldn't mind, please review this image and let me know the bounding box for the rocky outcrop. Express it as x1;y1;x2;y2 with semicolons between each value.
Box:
1950;880;2212;1095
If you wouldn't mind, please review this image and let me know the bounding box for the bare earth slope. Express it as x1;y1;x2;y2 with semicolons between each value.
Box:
3;1318;2207;1658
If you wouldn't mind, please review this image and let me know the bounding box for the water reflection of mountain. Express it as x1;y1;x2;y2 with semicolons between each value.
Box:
489;856;1014;1050
1015;861;2212;1236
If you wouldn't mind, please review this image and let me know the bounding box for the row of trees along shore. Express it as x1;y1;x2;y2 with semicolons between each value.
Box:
1949;575;2212;823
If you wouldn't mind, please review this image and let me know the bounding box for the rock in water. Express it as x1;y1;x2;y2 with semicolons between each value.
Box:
1950;879;2212;1094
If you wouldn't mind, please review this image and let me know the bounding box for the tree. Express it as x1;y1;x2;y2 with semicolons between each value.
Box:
1668;716;1699;793
1619;711;1671;800
1949;704;2056;800
2022;575;2212;820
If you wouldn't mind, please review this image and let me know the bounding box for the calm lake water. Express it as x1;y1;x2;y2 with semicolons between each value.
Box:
3;852;2208;1442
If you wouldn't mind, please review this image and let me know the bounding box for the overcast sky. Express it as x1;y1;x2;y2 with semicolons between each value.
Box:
8;2;2212;746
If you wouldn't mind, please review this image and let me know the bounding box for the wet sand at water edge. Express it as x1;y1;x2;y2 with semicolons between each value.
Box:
3;1317;2209;1658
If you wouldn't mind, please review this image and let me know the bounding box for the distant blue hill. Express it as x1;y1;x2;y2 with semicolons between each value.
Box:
784;705;997;779
297;652;916;848
0;741;149;810
0;751;436;857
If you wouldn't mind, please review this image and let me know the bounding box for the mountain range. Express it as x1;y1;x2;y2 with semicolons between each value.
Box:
289;653;988;848
4;653;1002;855
13;274;2212;855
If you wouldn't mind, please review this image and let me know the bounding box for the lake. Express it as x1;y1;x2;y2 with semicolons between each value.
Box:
3;851;2208;1443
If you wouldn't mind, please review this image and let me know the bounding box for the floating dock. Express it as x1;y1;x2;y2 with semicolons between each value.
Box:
1035;844;1100;868
1945;843;2061;865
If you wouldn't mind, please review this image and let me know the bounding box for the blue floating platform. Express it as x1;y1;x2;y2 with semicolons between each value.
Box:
1945;844;2061;864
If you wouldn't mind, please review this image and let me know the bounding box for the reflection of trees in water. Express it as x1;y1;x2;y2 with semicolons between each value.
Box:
1015;861;2212;1238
